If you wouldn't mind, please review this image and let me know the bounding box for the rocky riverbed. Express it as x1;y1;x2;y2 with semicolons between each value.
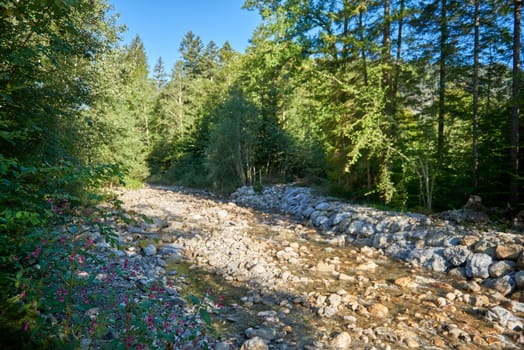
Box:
88;184;524;349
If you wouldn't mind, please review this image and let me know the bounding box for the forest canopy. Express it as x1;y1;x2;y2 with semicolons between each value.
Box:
1;0;522;213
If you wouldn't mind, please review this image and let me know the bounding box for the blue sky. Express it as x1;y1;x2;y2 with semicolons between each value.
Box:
109;0;261;72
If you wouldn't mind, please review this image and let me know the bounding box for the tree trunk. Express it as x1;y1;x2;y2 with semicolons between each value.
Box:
359;10;369;86
383;0;391;93
510;0;521;207
437;0;448;166
472;0;480;188
391;0;405;114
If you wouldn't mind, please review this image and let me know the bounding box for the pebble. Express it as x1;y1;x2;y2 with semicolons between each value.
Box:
330;332;352;348
367;303;389;318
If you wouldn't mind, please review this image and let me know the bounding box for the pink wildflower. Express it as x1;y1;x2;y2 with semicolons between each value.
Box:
19;290;26;299
23;322;29;332
57;288;67;303
89;319;97;334
123;258;129;269
147;314;154;329
32;245;41;258
85;237;94;248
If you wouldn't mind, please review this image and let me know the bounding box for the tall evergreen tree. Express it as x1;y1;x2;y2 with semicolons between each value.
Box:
153;56;168;89
510;0;521;207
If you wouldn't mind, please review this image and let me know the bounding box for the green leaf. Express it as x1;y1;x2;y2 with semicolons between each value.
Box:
199;308;211;325
188;294;200;305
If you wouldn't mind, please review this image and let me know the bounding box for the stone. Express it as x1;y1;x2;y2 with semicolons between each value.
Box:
385;242;412;260
485;306;523;330
143;244;156;256
330;332;352;349
316;261;335;273
443;246;471;266
328;235;345;246
315;202;331;211
461;235;480;247
495;244;522;260
517;252;524;269
347;220;365;235
372;233;390;248
158;244;184;256
470;295;489;307
465;195;483;210
466;253;493;279
332;212;348;226
249;263;267;276
245;327;277;341
405;338;419;348
322;305;339;318
483;275;516;296
394;276;417;289
473;240;496;255
427;253;450;272
313;215;330;229
240;337;268;350
356;261;378;271
215;342;231;350
368;303;389;318
447;267;467;279
515;271;524;290
488;260;516;278
328;293;342;308
338;273;355;281
359;223;375;236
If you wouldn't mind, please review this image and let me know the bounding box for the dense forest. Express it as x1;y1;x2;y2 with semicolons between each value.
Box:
0;0;523;347
2;0;522;211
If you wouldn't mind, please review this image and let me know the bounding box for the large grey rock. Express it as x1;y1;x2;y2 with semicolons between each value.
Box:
315;201;331;211
372;233;390;248
385;242;413;260
483;275;515;296
518;252;524;269
408;248;449;272
359;223;375;237
488;260;516;278
347;220;365;235
313;215;330;230
444;246;471;266
473;239;496;255
466;253;493;279
332;212;348;226
515;271;524;289
486;306;523;331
